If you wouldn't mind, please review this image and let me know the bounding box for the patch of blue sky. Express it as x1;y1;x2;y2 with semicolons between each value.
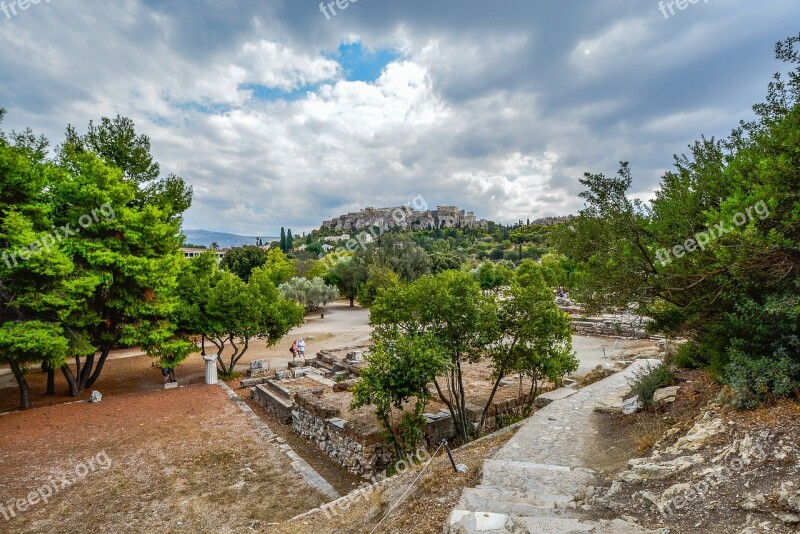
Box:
239;83;315;102
332;41;402;82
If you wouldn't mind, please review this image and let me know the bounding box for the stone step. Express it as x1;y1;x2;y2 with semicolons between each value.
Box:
480;459;596;495
446;510;514;533
447;512;659;534
459;486;574;517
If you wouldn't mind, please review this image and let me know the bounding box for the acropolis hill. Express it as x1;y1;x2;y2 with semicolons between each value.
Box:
322;205;489;232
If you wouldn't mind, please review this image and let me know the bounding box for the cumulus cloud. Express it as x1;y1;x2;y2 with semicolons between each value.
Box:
0;0;798;235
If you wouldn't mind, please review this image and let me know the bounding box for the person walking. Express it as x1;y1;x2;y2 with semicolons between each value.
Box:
298;338;306;362
290;340;298;361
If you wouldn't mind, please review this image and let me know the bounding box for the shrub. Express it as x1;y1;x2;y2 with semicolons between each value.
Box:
670;341;707;370
628;364;675;407
725;349;800;409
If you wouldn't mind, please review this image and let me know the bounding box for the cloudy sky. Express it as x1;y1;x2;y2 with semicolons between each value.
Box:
1;1;798;236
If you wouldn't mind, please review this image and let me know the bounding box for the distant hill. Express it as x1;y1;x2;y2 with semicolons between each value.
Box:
182;229;278;249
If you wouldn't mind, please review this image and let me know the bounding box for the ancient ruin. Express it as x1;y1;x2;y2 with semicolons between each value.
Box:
322;205;488;233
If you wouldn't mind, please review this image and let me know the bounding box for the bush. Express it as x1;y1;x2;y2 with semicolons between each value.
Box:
725;349;800;409
628;364;675;407
670;342;707;370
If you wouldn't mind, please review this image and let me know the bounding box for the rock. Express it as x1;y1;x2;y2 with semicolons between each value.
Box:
622;395;643;415
618;471;644;483
778;481;800;513
652;386;681;404
772;512;800;524
627;454;705;480
660;482;693;504
739;493;767;512
88;391;102;403
670;417;726;452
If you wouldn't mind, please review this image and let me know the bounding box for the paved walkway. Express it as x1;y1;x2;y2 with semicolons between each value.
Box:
446;359;664;533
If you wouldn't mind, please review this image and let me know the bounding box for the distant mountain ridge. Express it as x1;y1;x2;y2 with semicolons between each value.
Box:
182;229;277;249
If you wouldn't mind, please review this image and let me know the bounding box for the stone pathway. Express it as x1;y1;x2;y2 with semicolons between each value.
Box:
446;359;665;533
218;381;341;500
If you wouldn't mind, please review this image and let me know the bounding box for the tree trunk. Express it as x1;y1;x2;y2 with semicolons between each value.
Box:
349;297;355;307
456;360;469;442
84;340;114;389
209;336;227;374
78;352;94;390
9;360;32;409
200;334;206;356
61;364;79;397
478;369;506;436
46;366;55;395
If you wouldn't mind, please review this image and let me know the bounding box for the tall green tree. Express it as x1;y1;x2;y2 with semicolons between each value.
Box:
220;245;269;281
286;229;294;252
206;268;304;375
280;227;286;252
555;34;800;406
324;256;367;307
371;270;497;442
54;116;191;393
478;269;577;434
0;120;89;407
351;332;448;457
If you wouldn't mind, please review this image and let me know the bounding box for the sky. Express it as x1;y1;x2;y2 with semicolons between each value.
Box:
1;0;799;236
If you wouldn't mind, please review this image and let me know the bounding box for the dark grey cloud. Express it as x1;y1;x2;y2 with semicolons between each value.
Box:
0;0;798;235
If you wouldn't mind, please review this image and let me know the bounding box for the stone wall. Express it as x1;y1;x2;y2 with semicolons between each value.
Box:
292;390;393;477
251;382;295;423
289;386;541;477
570;317;650;339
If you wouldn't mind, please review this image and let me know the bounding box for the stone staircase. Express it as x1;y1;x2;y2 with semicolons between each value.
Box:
446;359;665;534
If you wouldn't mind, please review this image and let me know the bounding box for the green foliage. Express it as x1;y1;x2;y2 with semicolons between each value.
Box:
356;264;400;308
262;248;296;286
726;350;800;409
0;113;191;404
360;233;430;281
206;268;304;374
478;268;576;434
474;261;515;293
371;270;497;441
324;256;367;306
279;276;339;312
220;245;269;281
351;332;448;457
629;364;676;407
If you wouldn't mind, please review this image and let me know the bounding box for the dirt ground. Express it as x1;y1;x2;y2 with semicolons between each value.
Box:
0;383;328;533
